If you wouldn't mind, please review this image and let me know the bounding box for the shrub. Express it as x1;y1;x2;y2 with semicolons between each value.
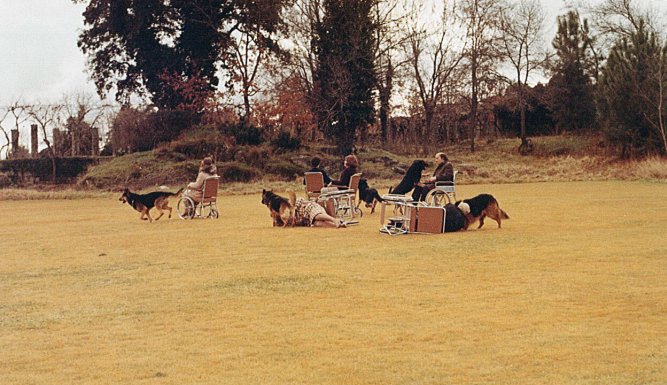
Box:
219;122;263;145
271;130;301;151
264;161;303;180
233;146;271;169
218;162;260;182
158;129;233;161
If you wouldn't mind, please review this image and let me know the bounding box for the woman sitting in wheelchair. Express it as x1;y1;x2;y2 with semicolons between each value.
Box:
185;156;217;202
412;152;453;201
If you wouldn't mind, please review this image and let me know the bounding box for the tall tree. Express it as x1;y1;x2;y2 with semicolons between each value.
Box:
460;0;504;152
314;0;377;154
73;0;286;109
548;11;597;133
406;1;465;146
598;20;667;157
499;0;549;153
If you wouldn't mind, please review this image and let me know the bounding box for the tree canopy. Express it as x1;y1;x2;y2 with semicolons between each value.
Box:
73;0;287;109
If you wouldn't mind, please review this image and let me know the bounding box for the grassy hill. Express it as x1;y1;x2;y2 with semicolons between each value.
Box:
75;135;667;195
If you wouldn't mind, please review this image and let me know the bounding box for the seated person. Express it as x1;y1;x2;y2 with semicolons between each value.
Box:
293;198;347;228
185;156;217;202
412;152;453;201
328;154;359;189
305;156;332;185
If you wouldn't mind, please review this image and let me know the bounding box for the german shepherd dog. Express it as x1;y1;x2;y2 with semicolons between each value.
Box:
119;188;183;222
358;178;383;214
455;194;510;229
261;189;297;227
388;159;428;195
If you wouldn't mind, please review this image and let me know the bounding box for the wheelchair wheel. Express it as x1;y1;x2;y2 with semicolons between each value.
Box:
177;196;196;219
427;190;451;207
201;204;219;219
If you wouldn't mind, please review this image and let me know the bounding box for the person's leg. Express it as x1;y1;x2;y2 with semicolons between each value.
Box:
411;186;423;201
312;213;345;228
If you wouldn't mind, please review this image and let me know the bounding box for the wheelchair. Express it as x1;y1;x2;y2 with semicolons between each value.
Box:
176;176;220;219
424;171;458;206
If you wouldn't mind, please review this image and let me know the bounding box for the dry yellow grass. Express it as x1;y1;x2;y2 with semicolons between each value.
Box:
1;181;666;385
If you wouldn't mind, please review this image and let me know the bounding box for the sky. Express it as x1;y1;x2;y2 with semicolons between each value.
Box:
0;0;666;150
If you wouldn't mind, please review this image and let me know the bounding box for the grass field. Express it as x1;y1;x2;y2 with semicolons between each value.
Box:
1;181;666;385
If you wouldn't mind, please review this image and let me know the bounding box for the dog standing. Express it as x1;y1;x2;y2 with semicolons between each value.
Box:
357;178;383;214
456;194;510;229
119;188;183;222
261;189;297;227
389;159;428;195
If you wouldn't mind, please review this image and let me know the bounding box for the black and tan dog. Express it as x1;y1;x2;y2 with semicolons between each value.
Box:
455;193;510;229
261;189;297;227
389;159;428;195
119;188;183;222
357;178;383;214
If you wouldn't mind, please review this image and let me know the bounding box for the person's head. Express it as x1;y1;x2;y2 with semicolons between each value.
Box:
344;154;359;168
435;152;448;164
199;156;216;174
311;156;322;168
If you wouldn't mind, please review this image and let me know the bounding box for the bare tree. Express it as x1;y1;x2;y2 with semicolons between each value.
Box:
27;103;63;182
459;0;505;152
61;93;110;156
406;1;466;147
228;27;269;124
0;107;12;159
499;0;550;153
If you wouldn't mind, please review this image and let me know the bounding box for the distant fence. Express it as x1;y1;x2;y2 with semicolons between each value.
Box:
0;156;111;184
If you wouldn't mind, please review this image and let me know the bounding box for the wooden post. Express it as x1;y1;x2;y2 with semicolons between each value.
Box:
31;124;38;157
10;129;19;158
91;126;99;156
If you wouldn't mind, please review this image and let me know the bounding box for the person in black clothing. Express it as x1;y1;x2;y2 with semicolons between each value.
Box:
412;152;454;201
306;156;332;185
330;154;359;188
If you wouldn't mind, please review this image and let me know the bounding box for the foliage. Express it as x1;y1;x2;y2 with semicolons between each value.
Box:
157;129;233;162
494;84;555;137
597;20;667;157
111;107;195;153
74;0;288;109
0;157;101;184
270;130;301;151
548;11;597;132
219;122;264;146
217;161;260;183
264;160;303;180
314;0;377;155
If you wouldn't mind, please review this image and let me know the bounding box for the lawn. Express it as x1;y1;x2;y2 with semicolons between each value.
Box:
1;181;666;385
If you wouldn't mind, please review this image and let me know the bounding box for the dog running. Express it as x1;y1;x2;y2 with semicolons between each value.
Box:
119;188;183;222
261;189;297;227
357;178;383;214
388;159;428;195
456;193;510;229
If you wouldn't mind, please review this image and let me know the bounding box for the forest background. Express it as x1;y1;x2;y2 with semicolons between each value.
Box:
1;0;667;188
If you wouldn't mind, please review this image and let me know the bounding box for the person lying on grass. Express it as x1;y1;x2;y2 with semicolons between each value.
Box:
294;198;347;228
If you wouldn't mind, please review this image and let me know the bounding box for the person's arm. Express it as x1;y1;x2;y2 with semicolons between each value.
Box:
188;172;206;190
435;163;454;182
321;170;332;185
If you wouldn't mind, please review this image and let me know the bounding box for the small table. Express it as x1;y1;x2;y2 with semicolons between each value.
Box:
379;194;414;235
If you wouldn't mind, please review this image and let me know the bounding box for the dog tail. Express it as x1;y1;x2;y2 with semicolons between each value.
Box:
373;190;384;202
173;188;184;196
500;209;510;219
388;186;393;195
287;189;297;226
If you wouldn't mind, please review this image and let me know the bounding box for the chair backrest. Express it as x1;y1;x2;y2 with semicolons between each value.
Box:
202;176;220;201
348;172;362;192
305;172;324;194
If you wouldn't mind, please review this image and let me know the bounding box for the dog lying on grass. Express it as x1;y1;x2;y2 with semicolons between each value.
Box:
456;193;510;229
388;159;427;195
261;189;296;227
119;188;183;222
358;178;383;214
